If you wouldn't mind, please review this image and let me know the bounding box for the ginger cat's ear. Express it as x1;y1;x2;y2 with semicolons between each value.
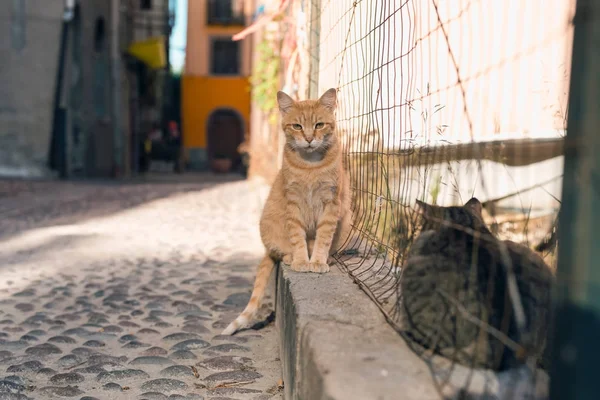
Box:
277;91;295;114
318;88;337;111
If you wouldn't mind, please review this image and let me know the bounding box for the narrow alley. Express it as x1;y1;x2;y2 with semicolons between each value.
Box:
0;175;282;400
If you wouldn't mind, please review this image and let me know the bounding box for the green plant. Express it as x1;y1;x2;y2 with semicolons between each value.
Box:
250;37;281;125
429;171;442;205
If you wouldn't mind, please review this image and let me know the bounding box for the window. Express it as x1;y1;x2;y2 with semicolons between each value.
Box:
207;0;244;25
211;39;240;75
93;17;105;52
93;17;107;117
141;0;152;10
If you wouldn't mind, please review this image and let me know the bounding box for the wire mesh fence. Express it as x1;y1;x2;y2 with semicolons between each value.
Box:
298;0;575;396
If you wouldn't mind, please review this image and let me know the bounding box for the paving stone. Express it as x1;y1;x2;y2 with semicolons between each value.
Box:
119;334;137;343
102;325;123;333
62;328;89;337
102;382;122;391
25;343;62;356
139;393;168;400
162;333;199;342
170;340;210;351
211;335;249;344
82;340;104;348
36;368;56;376
159;365;196;378
49;372;85;384
57;354;83;368
204;344;250;353
14;305;33;313
196;356;253;372
0;342;27;351
96;369;150;382
18;336;37;343
203;370;262;384
48;335;77;344
88;355;126;365
70;347;97;358
2;377;24;386
138;329;160;336
181;324;210;335
0;380;24;394
6;361;43;373
0;393;31;400
123;341;151;349
130;356;174;366
141;378;188;392
144;347;168;356
222;293;251;307
211;387;261;396
39;386;84;397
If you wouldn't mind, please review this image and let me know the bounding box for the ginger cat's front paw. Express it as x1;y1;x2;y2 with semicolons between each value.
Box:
290;259;311;272
308;261;330;273
282;254;292;265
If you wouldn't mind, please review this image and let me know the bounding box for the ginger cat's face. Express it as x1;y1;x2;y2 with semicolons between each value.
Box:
277;89;337;153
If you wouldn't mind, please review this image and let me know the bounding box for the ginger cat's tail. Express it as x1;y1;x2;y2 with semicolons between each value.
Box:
222;255;275;335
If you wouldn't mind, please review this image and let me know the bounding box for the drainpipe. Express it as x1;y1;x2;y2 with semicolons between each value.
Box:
48;0;76;178
111;0;123;177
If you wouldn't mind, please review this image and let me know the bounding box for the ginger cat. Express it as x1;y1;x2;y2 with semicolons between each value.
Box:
222;88;353;335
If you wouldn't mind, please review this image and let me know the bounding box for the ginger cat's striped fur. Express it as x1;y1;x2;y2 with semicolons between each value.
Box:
222;88;353;335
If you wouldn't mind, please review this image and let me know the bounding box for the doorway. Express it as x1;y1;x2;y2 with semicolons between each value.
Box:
206;108;244;173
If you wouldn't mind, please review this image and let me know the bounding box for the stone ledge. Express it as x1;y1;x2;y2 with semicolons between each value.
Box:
276;262;549;400
276;263;441;400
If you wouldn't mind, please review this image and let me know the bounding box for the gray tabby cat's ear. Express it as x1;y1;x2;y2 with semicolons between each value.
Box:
464;197;483;216
318;88;337;111
277;91;295;114
415;199;434;215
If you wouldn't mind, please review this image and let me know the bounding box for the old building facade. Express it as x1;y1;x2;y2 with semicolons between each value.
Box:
0;0;173;179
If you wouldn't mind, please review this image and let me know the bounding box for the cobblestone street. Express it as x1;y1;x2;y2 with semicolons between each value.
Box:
0;175;282;400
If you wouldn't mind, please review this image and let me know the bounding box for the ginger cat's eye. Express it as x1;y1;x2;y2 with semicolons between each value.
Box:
315;122;325;129
292;124;303;130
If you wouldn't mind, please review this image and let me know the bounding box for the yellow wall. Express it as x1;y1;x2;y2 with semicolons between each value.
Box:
182;76;251;149
182;0;254;162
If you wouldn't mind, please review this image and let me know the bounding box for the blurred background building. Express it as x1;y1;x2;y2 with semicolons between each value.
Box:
1;0;177;179
1;0;277;180
182;0;253;173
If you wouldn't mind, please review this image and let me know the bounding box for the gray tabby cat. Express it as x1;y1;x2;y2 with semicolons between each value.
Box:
398;198;554;371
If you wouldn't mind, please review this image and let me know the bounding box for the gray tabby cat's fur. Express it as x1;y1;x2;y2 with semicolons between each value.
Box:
398;198;554;371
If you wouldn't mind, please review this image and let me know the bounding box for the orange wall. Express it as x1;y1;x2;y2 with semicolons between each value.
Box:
185;0;252;77
182;0;254;156
182;76;251;149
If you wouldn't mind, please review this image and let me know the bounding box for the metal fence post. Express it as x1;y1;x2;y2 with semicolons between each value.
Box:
307;0;320;98
550;0;600;398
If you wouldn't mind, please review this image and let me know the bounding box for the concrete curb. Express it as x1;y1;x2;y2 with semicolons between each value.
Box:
276;263;549;400
276;264;441;400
